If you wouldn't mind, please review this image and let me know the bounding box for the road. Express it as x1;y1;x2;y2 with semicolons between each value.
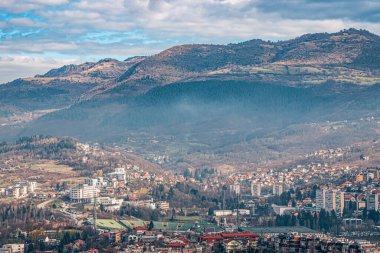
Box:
36;198;56;208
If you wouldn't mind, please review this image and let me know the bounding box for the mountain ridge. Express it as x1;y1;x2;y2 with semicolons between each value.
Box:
1;28;380;171
0;28;379;122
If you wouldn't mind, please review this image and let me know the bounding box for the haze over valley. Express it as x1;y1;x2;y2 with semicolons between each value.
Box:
0;29;379;170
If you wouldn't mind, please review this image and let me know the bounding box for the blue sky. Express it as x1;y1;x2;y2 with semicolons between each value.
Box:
1;0;380;83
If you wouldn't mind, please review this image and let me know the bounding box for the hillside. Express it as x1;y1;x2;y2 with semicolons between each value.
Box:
106;28;380;98
0;57;145;113
1;28;380;170
0;135;160;187
22;80;380;170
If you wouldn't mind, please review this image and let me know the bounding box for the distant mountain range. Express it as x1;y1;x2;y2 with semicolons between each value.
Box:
1;28;380;169
2;28;380;110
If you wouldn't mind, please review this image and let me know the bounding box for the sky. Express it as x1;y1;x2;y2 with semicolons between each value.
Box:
1;0;380;83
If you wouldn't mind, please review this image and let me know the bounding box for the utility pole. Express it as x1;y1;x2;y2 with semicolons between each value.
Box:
93;194;97;231
237;193;240;230
223;189;226;210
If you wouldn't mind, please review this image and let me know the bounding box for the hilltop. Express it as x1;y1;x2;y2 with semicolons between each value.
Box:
1;28;380;111
1;28;380;170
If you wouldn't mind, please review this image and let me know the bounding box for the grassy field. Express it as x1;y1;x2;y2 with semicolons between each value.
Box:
0;159;84;190
30;160;74;174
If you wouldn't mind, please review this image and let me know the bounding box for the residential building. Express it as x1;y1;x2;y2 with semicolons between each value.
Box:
272;204;297;215
251;182;261;197
316;188;344;214
229;182;241;195
214;210;233;216
0;244;25;253
325;189;344;214
367;192;380;211
156;201;170;210
85;178;98;187
69;184;98;203
316;188;327;212
273;183;284;196
107;167;126;181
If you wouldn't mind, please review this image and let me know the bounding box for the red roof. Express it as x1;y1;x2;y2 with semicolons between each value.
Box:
176;237;190;243
135;226;148;231
75;239;85;245
166;243;185;248
221;232;258;238
200;234;223;241
200;232;258;242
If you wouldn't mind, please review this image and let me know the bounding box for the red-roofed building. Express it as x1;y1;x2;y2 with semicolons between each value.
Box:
135;226;148;231
135;226;148;235
176;237;190;244
221;232;258;239
199;234;223;244
80;249;99;253
200;231;258;250
166;242;185;248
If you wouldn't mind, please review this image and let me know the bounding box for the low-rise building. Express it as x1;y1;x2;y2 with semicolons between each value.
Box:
156;201;170;210
272;204;297;215
0;244;25;253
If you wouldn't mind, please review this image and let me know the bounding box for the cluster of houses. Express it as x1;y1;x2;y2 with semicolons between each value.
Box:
68;167;170;213
0;180;37;199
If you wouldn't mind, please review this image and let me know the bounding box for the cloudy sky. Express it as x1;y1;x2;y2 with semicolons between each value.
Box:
0;0;380;83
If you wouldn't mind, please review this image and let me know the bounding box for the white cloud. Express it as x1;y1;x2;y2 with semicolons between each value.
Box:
0;0;68;12
33;0;68;5
1;0;380;82
0;56;82;83
8;18;45;27
0;42;79;53
31;0;380;42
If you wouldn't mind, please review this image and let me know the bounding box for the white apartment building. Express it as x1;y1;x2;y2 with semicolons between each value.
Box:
6;187;20;198
233;209;251;216
367;192;380;211
98;197;123;212
3;181;37;199
316;188;344;215
273;183;284;196
107;167;126;181
0;244;25;253
251;181;261;197
316;188;327;212
85;178;98;187
156;201;170;210
27;181;37;192
126;199;157;209
326;189;344;214
115;167;125;174
98;197;123;206
18;186;28;196
229;183;241;195
214;210;233;217
69;184;98;203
